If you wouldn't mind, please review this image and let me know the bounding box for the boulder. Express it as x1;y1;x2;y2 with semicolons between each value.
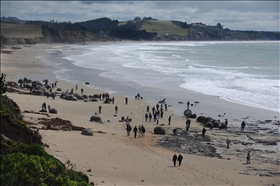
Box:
33;90;44;95
24;83;32;89
82;95;88;99
103;98;111;104
65;95;78;101
39;109;47;112
204;122;213;128
7;81;19;88
74;93;84;100
154;126;166;135
32;81;43;87
91;98;98;102
56;88;62;91
203;117;212;124
197;116;205;122
49;108;57;114
93;94;100;98
85;82;90;85
190;114;197;118
81;128;94;136
90;114;102;123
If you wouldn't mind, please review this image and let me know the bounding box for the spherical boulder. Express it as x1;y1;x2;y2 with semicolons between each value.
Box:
196;116;205;123
190;114;197;118
90;114;102;123
81;128;94;136
203;117;212;124
49;108;57;114
154;126;166;135
74;93;84;100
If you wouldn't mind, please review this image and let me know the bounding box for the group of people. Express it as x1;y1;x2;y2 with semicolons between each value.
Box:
41;102;51;112
172;154;183;166
126;121;146;138
144;102;169;125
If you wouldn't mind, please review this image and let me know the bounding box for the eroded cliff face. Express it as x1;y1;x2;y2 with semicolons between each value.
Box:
1;26;118;45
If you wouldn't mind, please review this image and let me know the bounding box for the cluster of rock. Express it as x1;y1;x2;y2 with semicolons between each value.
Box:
196;116;227;129
38;117;84;131
156;128;221;158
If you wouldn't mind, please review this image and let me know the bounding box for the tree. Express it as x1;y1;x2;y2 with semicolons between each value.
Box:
0;73;7;94
217;23;223;29
133;16;141;21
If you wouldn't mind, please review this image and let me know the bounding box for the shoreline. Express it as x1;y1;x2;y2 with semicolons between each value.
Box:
1;43;279;185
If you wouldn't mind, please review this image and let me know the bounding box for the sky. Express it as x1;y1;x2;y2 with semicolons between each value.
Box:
1;1;279;31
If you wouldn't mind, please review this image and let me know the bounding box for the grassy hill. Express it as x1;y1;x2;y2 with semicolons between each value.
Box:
1;23;42;38
119;20;188;36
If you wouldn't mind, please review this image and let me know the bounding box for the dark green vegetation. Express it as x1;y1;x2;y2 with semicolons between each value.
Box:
1;17;279;45
0;74;94;186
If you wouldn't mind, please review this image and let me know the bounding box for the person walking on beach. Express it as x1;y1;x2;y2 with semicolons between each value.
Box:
202;127;206;137
133;126;138;138
172;154;177;166
178;154;183;167
126;125;132;136
225;119;228;129
98;106;102;114
156;103;159;110
145;113;148;122
156;115;159;125
126;117;130;126
138;125;142;137
115;105;118;114
147;105;149;112
165;103;168;111
246;151;251;164
42;102;46;110
187;101;190;109
81;88;83;94
149;112;152;122
141;125;146;137
226;137;231;149
152;106;155;114
112;97;115;104
168;115;171;125
125;97;128;105
75;84;78;90
241;121;246;132
48;105;51;113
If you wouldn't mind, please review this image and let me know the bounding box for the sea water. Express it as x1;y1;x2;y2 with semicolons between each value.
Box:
40;41;280;121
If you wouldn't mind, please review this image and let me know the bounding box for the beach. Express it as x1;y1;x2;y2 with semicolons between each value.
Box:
1;44;279;185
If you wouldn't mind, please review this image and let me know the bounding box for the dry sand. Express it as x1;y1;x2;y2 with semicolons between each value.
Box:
1;44;279;185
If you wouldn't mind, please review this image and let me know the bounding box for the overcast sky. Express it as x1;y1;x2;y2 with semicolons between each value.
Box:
1;1;279;31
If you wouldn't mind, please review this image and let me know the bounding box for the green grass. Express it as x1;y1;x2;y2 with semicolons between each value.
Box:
119;20;188;36
1;23;42;38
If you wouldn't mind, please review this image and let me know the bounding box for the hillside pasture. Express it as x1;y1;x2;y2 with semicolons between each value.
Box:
1;23;42;38
140;20;188;36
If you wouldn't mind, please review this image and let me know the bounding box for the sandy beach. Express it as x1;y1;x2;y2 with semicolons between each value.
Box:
1;44;279;185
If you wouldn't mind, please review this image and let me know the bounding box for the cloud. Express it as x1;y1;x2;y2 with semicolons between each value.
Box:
1;1;279;31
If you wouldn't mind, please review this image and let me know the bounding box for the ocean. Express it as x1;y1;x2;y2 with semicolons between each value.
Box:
40;41;279;122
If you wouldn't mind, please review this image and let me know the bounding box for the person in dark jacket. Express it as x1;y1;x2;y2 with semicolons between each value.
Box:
141;125;146;137
178;154;183;166
202;127;206;137
133;126;138;138
168;115;171;125
126;125;132;136
172;154;177;166
145;113;148;122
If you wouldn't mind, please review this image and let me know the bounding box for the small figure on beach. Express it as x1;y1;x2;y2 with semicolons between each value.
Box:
133;126;138;138
141;125;146;137
137;93;140;100
178;154;183;166
241;121;246;132
46;92;50;99
156;115;159;125
149;112;152;122
99;106;102;114
75;84;78;90
126;116;130;126
138;125;142;137
70;88;73;94
81;88;83;94
146;105;149;112
48;105;51;113
126;125;132;136
246;151;251;164
125;97;128;105
187;101;190;109
165;103;168;111
115;106;118;114
51;92;56;100
42;102;46;110
172;154;177;166
152;106;155;114
156;103;159;110
226;137;231;149
112;97;115;104
173;128;177;135
225;119;228;129
145;113;148;122
202;127;206;137
168;115;171;125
